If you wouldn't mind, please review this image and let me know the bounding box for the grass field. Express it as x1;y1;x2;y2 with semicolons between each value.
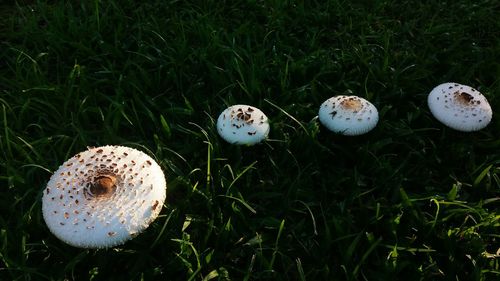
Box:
1;0;500;280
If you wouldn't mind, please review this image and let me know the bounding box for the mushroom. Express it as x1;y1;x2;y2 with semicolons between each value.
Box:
216;104;270;145
42;145;167;248
318;95;379;136
427;82;492;132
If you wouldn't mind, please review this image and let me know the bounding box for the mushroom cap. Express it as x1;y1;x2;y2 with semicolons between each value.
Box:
427;82;492;132
318;95;379;136
216;104;270;145
42;145;166;248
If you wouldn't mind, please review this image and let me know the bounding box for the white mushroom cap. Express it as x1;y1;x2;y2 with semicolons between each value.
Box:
216;104;270;145
427;82;492;132
42;145;166;248
318;95;379;136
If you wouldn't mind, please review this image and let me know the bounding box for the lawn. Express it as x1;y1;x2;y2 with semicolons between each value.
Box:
1;0;499;280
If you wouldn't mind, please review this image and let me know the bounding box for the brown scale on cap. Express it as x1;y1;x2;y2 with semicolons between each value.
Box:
454;91;476;106
89;175;117;197
340;97;363;112
236;111;252;122
152;200;159;210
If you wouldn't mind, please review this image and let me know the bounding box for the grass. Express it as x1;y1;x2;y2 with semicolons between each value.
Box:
1;0;499;280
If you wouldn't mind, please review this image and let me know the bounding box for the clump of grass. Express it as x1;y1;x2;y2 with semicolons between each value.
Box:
1;0;499;280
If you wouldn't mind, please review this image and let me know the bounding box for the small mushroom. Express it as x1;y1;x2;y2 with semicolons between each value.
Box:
42;145;167;248
318;95;379;136
216;104;270;145
427;82;492;132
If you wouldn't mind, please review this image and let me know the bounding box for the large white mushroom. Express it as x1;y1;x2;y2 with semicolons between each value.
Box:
427;82;492;132
318;95;379;136
42;145;166;248
216;104;270;145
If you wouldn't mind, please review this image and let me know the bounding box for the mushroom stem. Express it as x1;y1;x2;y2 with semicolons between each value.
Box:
90;175;116;197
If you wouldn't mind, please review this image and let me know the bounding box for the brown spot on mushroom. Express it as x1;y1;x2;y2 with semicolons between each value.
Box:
340;98;363;112
96;149;103;153
455;91;474;105
64;212;69;219
152;200;159;210
46;188;50;194
89;175;117;197
108;231;116;237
